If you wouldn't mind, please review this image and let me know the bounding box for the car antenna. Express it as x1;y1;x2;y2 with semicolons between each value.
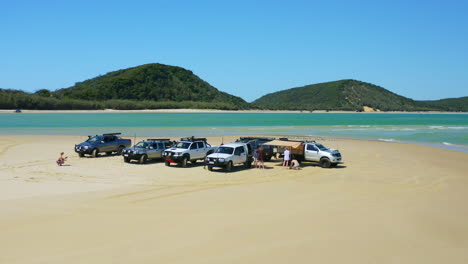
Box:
221;136;224;145
134;133;136;145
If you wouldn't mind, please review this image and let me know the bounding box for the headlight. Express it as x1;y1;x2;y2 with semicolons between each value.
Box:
83;146;89;149
218;158;225;162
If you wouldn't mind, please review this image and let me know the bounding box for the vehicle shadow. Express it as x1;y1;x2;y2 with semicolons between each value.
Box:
207;164;274;173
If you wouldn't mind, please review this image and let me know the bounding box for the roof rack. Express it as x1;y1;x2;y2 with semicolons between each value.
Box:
147;138;171;142
239;137;276;141
180;137;207;142
103;133;121;136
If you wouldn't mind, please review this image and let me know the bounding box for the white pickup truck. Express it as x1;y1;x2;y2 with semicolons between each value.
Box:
205;142;253;171
162;137;217;167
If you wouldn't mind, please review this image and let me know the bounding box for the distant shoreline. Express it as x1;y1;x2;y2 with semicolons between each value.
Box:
1;109;467;114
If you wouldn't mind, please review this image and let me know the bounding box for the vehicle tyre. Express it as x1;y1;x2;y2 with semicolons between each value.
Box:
117;146;124;155
320;158;331;168
124;157;130;163
181;156;188;168
226;161;233;171
165;160;170;166
91;148;99;158
244;161;252;168
265;156;272;162
78;153;84;158
207;166;213;171
139;154;148;164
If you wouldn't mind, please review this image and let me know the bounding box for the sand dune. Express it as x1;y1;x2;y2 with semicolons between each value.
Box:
0;135;467;263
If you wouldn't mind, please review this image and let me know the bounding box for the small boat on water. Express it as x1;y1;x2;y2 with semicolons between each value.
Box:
14;109;22;113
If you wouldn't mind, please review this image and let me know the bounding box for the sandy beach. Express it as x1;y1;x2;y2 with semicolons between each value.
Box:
1;134;468;263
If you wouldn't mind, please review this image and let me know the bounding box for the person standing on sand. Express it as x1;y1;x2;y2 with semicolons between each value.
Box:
256;147;265;169
283;148;290;167
253;148;258;168
56;152;67;166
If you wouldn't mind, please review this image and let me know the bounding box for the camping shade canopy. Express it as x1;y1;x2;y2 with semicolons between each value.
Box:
261;140;302;148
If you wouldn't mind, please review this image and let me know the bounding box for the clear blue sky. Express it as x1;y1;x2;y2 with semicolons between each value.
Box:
2;0;467;102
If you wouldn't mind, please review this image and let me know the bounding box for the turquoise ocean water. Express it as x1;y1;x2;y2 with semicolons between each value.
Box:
1;113;467;152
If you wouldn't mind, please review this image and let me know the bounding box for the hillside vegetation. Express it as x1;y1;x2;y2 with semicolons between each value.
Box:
252;80;468;111
0;64;249;110
0;65;466;111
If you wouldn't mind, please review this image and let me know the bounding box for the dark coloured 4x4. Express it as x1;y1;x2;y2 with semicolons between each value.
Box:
74;133;132;158
122;139;172;164
236;137;277;161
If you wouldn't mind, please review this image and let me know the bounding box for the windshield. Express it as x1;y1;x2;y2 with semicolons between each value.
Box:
135;141;149;148
315;143;329;151
175;142;191;149
216;146;234;154
86;136;101;143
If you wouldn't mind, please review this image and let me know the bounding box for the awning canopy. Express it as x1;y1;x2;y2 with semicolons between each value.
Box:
262;140;302;148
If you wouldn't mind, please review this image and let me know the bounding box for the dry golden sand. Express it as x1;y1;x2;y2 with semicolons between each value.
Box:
0;135;467;263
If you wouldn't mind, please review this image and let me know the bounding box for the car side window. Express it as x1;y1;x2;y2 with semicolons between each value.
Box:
190;143;197;150
307;144;317;151
235;147;244;155
197;142;205;148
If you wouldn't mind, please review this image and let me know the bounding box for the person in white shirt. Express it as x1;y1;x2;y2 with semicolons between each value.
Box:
283;148;290;167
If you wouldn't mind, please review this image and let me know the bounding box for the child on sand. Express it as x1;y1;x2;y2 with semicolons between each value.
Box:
56;152;68;166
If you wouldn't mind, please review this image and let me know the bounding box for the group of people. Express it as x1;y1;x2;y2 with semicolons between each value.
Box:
253;147;301;170
283;148;301;170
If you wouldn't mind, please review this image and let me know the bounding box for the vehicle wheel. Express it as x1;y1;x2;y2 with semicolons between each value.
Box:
208;166;213;171
91;148;99;158
226;161;233;171
117;146;124;155
165;160;170;166
124;157;130;163
106;152;112;155
78;153;84;158
181;156;188;168
244;161;252;168
139;154;148;164
320;158;331;168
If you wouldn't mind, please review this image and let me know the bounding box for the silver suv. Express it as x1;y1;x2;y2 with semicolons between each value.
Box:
122;139;172;164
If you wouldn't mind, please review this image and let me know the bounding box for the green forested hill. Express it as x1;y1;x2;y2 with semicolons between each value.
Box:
252;79;468;111
53;63;249;109
0;64;249;110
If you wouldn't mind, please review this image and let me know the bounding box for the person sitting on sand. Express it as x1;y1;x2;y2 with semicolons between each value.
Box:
56;152;68;166
289;159;301;170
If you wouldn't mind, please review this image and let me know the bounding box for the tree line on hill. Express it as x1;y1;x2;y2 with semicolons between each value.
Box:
0;64;466;112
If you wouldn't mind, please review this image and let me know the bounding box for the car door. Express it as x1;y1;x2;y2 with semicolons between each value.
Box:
189;142;199;159
146;143;156;159
234;146;246;164
197;142;206;159
100;136;112;152
154;143;164;159
304;144;320;161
